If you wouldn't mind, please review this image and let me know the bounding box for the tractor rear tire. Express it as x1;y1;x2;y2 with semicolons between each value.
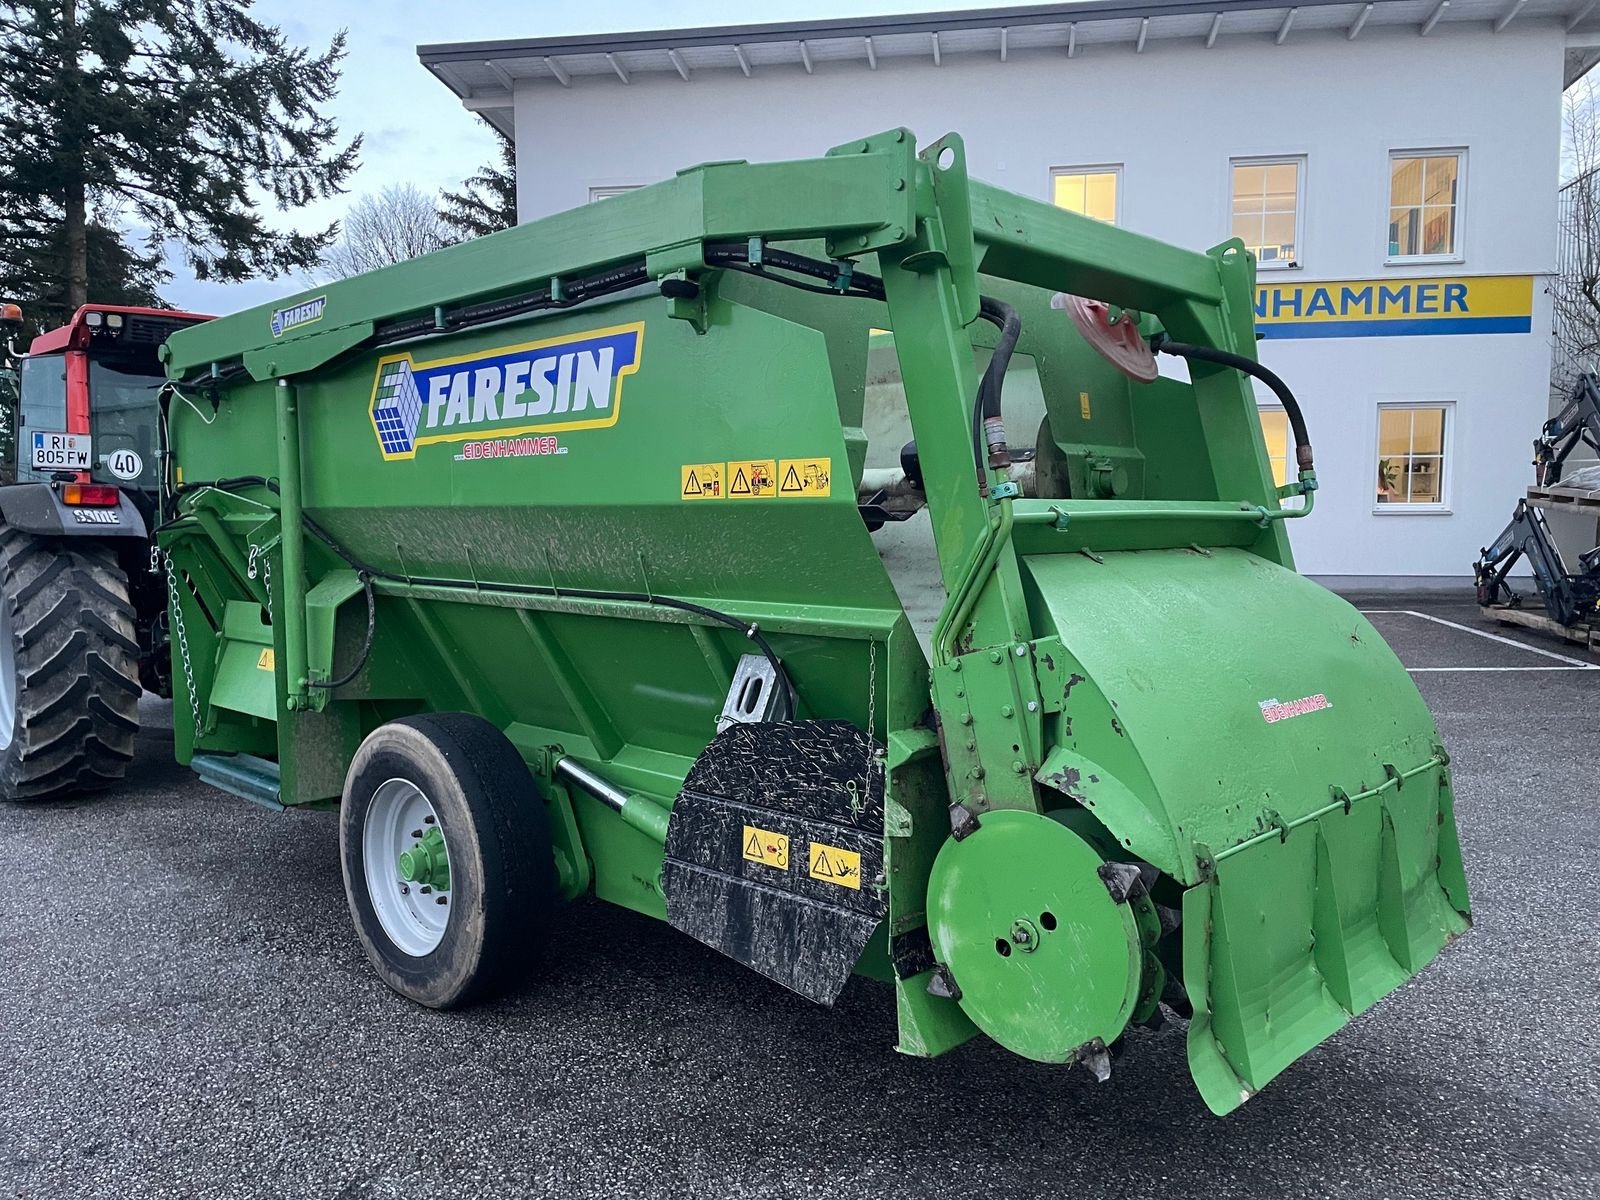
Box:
0;529;141;802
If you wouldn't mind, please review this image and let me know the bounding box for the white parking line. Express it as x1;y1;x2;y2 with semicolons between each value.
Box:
1358;608;1600;671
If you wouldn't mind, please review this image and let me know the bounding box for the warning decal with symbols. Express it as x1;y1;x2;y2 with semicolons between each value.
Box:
807;841;861;889
741;824;790;870
727;459;776;498
681;463;725;500
256;648;276;672
778;458;831;498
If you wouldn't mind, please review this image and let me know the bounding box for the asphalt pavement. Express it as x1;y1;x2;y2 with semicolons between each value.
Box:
2;596;1597;1199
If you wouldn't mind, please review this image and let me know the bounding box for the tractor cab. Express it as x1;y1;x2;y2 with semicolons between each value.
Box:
0;302;211;802
10;305;210;509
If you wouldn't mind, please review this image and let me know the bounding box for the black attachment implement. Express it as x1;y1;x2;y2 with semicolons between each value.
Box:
1473;497;1600;628
1535;374;1600;485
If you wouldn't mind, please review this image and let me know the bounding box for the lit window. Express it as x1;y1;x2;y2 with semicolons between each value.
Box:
588;185;641;202
1387;152;1463;260
1258;408;1290;486
1231;157;1303;268
1051;166;1120;224
1376;405;1449;506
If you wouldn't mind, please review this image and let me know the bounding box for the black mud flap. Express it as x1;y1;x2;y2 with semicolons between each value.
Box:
661;720;886;1005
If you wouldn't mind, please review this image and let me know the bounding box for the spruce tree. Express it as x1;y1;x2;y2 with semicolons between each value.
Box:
438;130;517;240
0;1;360;309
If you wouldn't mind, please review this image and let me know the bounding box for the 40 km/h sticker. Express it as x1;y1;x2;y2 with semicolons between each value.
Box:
808;841;861;890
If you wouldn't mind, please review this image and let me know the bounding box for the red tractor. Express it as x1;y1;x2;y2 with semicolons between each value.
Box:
0;302;210;800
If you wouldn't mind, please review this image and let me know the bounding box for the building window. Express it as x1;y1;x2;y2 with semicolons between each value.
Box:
1258;408;1291;486
588;185;641;202
1051;166;1120;224
1387;151;1463;261
1231;157;1302;268
1376;404;1450;508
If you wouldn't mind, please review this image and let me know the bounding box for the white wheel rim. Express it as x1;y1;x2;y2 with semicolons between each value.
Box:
363;778;452;957
0;595;16;751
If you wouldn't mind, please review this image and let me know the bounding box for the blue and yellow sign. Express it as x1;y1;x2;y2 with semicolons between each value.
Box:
1255;275;1533;339
369;322;644;461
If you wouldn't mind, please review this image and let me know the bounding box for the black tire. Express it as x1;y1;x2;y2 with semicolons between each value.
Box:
0;529;141;802
339;712;556;1009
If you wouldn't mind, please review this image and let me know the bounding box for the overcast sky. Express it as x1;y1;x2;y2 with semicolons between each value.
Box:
165;0;1025;316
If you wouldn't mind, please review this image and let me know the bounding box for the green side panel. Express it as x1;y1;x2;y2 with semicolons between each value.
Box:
208;600;275;720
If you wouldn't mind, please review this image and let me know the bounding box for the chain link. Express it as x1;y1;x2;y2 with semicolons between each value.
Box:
155;545;202;740
866;640;882;807
247;543;274;622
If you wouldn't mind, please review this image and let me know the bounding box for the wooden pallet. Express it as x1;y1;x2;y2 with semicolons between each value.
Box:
1480;603;1600;651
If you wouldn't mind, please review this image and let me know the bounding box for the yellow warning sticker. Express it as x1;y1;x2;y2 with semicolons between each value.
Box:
778;457;831;498
742;824;790;870
256;647;275;672
807;841;862;890
727;459;776;499
1079;390;1092;421
681;463;725;500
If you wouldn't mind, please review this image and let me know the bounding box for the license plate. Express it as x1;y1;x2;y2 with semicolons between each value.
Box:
31;431;92;471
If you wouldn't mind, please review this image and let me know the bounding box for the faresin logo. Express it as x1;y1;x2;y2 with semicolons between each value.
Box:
270;295;326;338
369;322;644;461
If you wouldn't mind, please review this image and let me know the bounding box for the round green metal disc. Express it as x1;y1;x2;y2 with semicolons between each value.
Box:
927;809;1143;1062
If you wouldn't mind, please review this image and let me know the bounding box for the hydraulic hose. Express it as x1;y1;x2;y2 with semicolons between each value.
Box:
1153;337;1314;474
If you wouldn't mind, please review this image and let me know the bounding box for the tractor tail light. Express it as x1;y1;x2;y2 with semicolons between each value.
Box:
62;484;120;507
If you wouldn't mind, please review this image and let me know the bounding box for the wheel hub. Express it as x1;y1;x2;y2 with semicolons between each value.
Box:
363;779;453;957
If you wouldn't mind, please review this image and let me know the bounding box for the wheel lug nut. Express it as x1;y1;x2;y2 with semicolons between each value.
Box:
420;885;432;894
410;829;423;839
424;815;436;825
436;896;448;906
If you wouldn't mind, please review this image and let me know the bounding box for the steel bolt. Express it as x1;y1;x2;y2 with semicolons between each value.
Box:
1015;645;1027;657
965;740;976;752
950;660;962;673
989;650;1002;663
1026;701;1038;713
1000;705;1014;718
1012;760;1027;774
970;766;985;779
959;713;972;725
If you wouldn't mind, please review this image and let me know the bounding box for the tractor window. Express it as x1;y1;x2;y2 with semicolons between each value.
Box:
88;359;163;489
15;355;67;483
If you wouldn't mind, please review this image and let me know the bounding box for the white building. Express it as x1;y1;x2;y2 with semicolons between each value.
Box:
420;0;1600;584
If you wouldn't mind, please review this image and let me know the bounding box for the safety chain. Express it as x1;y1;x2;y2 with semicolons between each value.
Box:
248;544;274;624
152;544;202;739
867;640;883;808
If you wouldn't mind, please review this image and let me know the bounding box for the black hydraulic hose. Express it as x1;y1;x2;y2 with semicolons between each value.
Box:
974;298;1021;485
1154;338;1314;473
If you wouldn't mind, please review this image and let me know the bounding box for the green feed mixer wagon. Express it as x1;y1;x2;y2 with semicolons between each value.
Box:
152;130;1468;1114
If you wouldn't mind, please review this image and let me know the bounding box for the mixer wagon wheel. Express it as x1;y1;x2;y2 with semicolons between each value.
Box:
0;529;140;803
339;712;557;1009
